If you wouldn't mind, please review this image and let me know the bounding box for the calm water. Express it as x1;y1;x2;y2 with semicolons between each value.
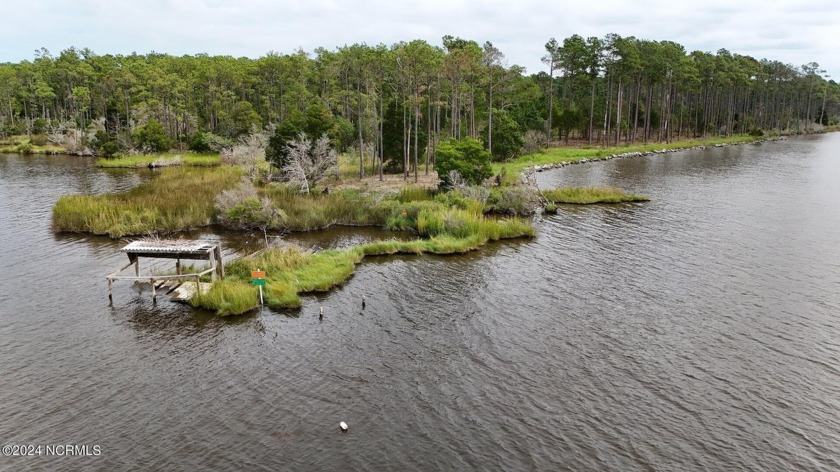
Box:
1;135;839;470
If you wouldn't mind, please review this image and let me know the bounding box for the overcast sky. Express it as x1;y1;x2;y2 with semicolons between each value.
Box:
1;0;838;79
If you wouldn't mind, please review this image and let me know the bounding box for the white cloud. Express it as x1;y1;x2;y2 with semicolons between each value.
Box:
1;0;838;78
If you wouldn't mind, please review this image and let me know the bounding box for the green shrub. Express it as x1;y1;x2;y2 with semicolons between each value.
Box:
32;118;48;134
99;140;121;157
134;119;173;153
434;137;493;189
189;132;232;153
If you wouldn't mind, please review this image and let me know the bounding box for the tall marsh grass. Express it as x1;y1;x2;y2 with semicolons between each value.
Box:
96;152;220;168
259;186;393;231
52;167;242;237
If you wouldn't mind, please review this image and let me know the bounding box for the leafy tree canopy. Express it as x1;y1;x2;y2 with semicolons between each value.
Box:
434;138;493;189
482;109;524;161
134;119;172;153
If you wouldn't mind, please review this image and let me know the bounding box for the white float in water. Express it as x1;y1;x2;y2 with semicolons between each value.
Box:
339;421;348;432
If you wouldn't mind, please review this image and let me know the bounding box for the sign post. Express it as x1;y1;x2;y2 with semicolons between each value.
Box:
251;270;266;305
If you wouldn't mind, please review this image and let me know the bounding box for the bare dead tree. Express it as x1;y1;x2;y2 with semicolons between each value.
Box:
282;132;337;193
447;170;467;189
47;120;72;145
221;126;269;178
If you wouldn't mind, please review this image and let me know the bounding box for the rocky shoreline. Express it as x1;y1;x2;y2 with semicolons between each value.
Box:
530;137;787;173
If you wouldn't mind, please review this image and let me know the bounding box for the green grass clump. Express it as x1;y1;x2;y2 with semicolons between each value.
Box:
52;166;242;237
191;280;260;316
96;152;220;168
193;209;535;315
541;187;650;204
292;249;365;292
397;186;435;202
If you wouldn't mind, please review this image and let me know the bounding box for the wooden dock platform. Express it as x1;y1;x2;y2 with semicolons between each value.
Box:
107;239;223;304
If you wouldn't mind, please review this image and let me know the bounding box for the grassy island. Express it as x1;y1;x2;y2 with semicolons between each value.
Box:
52;167;538;315
52;145;658;316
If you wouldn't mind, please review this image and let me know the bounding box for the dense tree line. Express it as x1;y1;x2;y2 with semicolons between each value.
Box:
1;36;838;175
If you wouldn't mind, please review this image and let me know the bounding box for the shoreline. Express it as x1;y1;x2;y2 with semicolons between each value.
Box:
526;137;788;174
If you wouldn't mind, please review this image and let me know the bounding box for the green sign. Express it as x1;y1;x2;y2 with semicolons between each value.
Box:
252;278;266;286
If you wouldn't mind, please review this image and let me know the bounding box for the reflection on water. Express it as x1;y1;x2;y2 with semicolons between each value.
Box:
2;136;840;470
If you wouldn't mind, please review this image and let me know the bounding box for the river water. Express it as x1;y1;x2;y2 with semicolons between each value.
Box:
1;135;839;470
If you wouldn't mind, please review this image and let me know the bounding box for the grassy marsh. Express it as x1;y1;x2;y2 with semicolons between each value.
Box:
541;187;650;204
0;135;66;154
52;167;242;237
96;152;220;168
492;134;770;175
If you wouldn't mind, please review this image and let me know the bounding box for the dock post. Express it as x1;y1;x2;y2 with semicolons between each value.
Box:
209;253;216;282
151;278;156;303
108;278;113;304
214;245;224;279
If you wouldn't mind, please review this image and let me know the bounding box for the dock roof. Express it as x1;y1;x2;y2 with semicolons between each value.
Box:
120;239;218;257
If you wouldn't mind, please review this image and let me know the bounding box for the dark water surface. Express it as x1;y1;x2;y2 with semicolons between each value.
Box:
2;135;839;470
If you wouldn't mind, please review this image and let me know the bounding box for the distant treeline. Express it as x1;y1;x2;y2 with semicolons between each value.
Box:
0;34;837;162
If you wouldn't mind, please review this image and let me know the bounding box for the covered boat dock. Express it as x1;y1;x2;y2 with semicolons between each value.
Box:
106;239;223;303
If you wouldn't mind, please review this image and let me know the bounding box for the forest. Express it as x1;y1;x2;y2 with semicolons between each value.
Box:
1;34;838;176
